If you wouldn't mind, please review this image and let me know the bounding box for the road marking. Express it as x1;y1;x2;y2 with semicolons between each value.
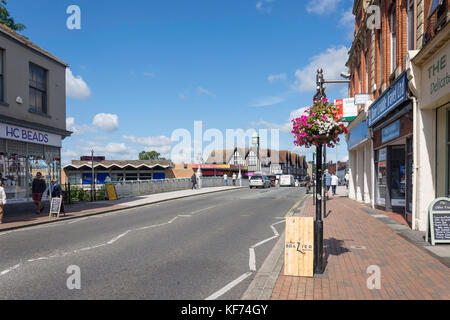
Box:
67;217;90;224
205;272;253;300
0;264;21;276
249;248;256;271
190;205;218;216
107;230;131;245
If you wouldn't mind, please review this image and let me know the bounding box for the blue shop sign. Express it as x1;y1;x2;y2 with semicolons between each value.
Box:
368;73;408;127
382;120;400;144
348;120;368;150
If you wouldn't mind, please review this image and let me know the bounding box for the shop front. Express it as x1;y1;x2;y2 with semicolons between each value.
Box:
409;23;450;231
368;73;414;225
347;113;371;204
0;122;63;203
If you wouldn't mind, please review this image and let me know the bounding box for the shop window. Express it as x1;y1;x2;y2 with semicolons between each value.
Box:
29;63;47;114
0;50;4;103
139;172;152;180
447;110;450;197
125;173;138;181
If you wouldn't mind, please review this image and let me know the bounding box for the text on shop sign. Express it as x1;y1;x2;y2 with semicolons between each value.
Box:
0;123;61;147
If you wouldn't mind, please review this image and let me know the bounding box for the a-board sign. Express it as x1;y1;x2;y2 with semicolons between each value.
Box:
49;196;62;219
284;217;314;277
105;184;117;201
426;198;450;245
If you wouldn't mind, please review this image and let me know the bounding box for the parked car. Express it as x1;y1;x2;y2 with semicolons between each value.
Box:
280;175;295;187
249;175;271;189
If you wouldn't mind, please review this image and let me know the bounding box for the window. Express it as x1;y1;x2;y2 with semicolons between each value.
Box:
358;64;361;93
407;0;415;50
0;50;3;102
378;29;383;86
29;63;47;114
447;110;450;197
390;5;397;74
365;51;369;93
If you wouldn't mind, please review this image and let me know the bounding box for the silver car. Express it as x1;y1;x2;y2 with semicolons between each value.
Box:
249;175;271;189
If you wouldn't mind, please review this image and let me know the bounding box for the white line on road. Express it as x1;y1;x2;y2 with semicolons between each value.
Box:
0;264;21;276
205;272;253;300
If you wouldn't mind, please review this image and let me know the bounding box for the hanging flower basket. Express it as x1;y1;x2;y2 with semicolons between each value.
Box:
291;97;348;148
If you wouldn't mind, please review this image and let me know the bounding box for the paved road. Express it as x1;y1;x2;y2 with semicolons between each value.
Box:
0;186;305;300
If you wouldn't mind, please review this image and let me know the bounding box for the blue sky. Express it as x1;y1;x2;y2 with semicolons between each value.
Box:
9;0;355;164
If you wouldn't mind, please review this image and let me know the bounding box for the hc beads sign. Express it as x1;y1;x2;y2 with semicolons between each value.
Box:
0;123;62;147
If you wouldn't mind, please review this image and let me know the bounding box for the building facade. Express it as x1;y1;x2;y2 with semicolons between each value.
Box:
0;24;71;202
346;0;449;231
63;159;174;185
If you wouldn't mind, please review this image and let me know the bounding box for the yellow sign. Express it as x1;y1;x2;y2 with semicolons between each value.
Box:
284;217;314;277
105;184;117;201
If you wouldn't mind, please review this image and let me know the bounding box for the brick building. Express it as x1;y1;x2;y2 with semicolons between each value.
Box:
345;0;449;231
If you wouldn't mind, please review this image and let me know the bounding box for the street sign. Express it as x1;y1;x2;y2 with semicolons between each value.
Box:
334;98;357;122
49;196;62;218
105;184;118;201
354;93;371;105
426;198;450;245
284;217;314;277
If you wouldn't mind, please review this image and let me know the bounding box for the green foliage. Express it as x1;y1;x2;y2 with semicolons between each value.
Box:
0;0;26;31
138;150;167;161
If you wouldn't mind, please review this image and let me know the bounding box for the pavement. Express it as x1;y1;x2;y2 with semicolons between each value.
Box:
0;186;305;299
0;186;243;232
264;186;450;300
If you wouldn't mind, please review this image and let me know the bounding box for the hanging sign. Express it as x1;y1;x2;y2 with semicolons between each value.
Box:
426;198;450;245
335;98;357;122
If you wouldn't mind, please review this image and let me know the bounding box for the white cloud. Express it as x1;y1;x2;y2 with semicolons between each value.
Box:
66;117;96;136
268;73;287;83
66;68;92;99
92;113;119;133
256;0;275;13
339;8;355;40
198;86;216;98
143;72;156;77
306;0;342;15
249;96;285;107
293;46;349;92
252;106;308;134
123;135;172;147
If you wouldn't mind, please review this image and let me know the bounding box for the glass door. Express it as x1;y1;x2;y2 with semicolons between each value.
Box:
390;146;406;208
375;148;387;206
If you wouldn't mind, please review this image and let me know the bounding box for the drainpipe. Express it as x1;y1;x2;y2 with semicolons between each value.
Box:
411;96;418;231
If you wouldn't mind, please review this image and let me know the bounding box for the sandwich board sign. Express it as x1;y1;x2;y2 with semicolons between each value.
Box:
49;196;63;219
426;198;450;245
105;184;118;201
284;217;314;277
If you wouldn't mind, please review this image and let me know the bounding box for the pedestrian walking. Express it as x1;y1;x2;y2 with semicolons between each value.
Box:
0;180;6;224
324;170;332;199
331;173;339;197
50;180;65;215
191;173;198;190
223;174;228;186
344;171;350;189
232;173;236;186
32;172;47;214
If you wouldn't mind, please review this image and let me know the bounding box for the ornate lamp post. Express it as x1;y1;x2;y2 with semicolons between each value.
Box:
197;153;203;189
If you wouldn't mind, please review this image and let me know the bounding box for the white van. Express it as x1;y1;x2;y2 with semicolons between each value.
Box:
280;175;295;187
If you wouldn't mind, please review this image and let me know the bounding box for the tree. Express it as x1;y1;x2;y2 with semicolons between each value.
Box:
0;0;26;32
139;151;167;161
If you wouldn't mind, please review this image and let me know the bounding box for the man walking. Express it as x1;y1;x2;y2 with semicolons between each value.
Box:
191;173;198;190
223;174;228;186
232;173;236;186
324;169;332;199
0;180;6;224
331;173;339;197
32;172;47;214
344;171;350;189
